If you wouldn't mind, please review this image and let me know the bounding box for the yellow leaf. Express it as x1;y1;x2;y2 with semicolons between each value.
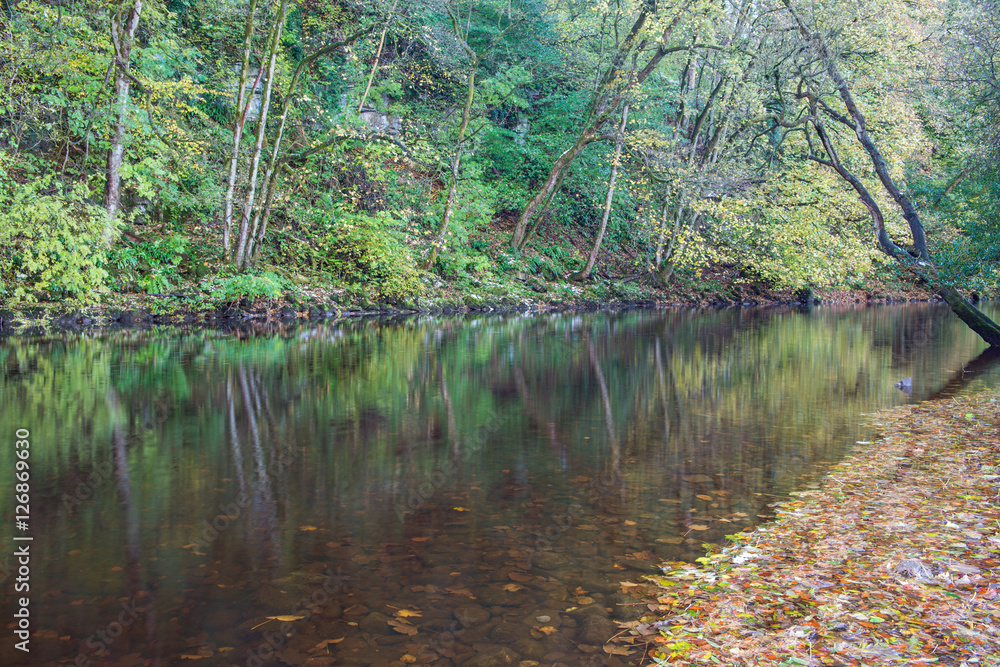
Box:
266;615;306;622
396;609;422;618
689;524;709;531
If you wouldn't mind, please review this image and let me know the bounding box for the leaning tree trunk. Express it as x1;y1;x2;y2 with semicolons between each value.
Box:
104;0;143;232
509;2;690;250
937;285;1000;346
571;103;629;281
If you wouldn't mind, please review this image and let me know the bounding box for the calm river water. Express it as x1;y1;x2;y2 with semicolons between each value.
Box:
1;303;998;666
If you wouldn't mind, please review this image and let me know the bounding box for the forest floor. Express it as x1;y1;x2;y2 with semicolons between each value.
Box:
611;388;1000;666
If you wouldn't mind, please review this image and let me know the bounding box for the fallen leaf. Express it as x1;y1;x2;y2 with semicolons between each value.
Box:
310;638;344;652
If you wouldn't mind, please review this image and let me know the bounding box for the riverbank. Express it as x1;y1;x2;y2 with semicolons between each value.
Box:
613;389;1000;666
0;265;943;333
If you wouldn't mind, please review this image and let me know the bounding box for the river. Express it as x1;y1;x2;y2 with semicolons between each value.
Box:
0;303;997;666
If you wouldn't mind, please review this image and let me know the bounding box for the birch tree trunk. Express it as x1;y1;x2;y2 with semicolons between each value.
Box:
223;0;260;261
425;51;477;270
570;103;629;281
104;0;143;233
234;0;289;268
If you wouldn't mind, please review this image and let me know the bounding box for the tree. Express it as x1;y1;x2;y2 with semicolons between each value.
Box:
569;102;628;280
509;0;698;250
105;0;143;228
225;0;371;268
423;0;520;270
779;0;1000;345
223;0;261;262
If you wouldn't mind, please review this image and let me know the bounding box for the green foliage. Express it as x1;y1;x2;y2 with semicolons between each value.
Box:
322;207;424;301
201;270;292;302
0;178;114;305
924;166;1000;293
432;181;497;277
107;236;189;294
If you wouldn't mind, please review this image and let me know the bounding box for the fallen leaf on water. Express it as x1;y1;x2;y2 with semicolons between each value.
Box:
299;525;318;531
310;638;344;652
396;609;422;618
689;524;709;531
503;583;525;592
388;619;419;635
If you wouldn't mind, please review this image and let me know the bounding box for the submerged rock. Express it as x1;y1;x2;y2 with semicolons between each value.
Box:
463;645;521;666
454;603;491;628
576;615;617;645
359;611;392;635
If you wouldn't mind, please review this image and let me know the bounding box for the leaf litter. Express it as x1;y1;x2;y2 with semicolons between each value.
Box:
613;389;1000;666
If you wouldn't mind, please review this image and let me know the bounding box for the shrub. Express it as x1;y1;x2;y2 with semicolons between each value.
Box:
322;208;423;302
0;179;115;305
202;271;292;302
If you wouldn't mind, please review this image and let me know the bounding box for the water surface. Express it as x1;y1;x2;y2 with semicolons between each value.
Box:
1;303;997;666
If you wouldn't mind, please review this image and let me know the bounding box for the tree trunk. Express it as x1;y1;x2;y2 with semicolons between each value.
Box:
426;55;477;269
104;0;142;232
937;285;1000;346
234;0;289;269
782;0;928;259
223;0;260;261
357;0;400;114
571;103;629;281
511;129;598;249
658;209;700;282
510;3;690;249
245;26;371;264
